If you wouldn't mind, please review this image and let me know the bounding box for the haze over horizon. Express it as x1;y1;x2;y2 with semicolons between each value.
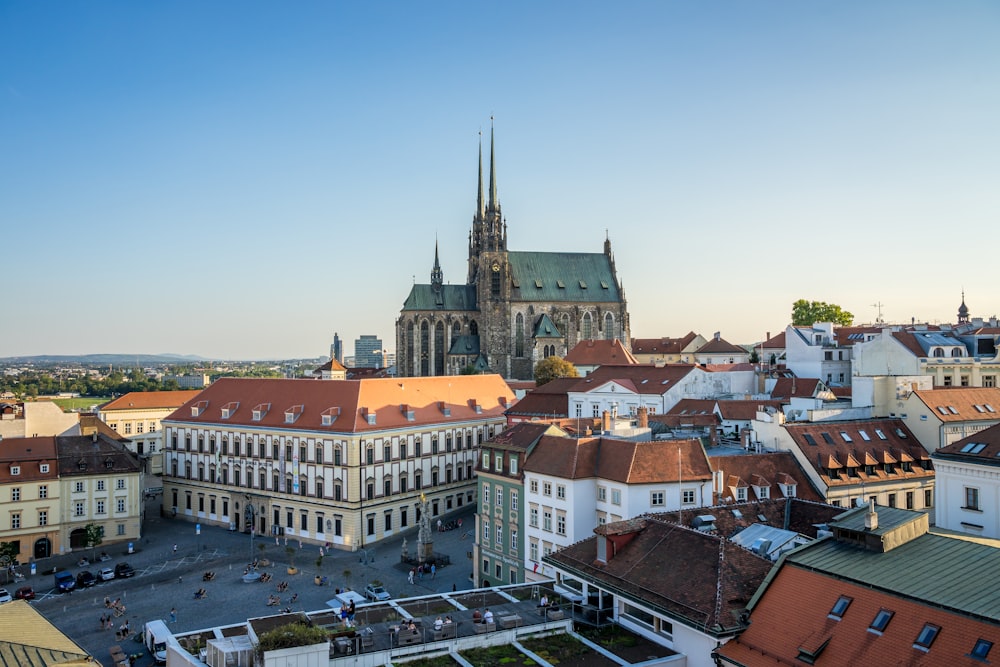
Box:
3;2;998;360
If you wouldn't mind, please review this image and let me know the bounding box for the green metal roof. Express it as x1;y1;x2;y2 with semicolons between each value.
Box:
509;251;620;303
401;284;478;312
829;504;925;537
448;335;481;355
533;313;562;338
787;531;1000;622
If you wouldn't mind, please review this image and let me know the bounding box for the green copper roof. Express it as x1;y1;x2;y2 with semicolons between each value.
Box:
401;284;478;312
533;313;562;338
448;335;481;355
509;251;620;303
787;531;1000;621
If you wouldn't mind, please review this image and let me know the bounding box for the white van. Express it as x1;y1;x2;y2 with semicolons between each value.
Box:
145;619;170;664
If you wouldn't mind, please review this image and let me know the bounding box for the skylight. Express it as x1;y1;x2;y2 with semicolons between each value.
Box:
937;406;949;415
914;623;939;651
840;431;852;443
821;432;835;445
875;429;887;440
804;434;817;446
828;596;852;619
869;609;894;633
987;404;996;413
948;406;959;414
858;430;871;441
974;405;985;413
972;639;993;660
895;428;907;438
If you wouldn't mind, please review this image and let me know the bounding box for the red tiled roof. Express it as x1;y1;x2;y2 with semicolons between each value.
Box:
696;336;746;354
524;436;713;483
666;399;716;416
101;390;202;412
631;332;700;355
715;400;785;421
784;419;933;487
709;452;824;502
504;377;578;418
564;339;638;366
936;422;1000;460
770;377;822;399
163;376;513;433
758;331;786;349
569;364;698;394
717;564;1000;666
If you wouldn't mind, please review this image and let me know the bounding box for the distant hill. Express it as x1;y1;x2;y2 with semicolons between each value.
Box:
0;354;209;365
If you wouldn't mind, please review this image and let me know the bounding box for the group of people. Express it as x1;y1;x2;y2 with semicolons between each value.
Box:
339;599;356;625
432;615;454;631
202;571;216;581
276;581;289;592
407;562;437;584
471;608;494;625
114;619;131;641
194;588;208;600
104;596;126;617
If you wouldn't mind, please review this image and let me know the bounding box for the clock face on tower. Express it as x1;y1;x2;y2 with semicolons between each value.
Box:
492;262;500;272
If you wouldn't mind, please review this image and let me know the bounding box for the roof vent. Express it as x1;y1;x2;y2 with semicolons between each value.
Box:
692;515;717;532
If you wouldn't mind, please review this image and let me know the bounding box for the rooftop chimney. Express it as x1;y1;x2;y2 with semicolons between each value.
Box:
865;499;878;531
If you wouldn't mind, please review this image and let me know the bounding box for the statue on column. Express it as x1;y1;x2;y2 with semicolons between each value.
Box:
417;493;434;561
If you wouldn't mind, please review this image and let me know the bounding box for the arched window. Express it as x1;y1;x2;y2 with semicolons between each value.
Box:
952;347;964;357
515;313;524;357
933;348;945;357
582;312;593;340
470;320;479;336
435;321;445;376
406;322;415;375
604;312;614;340
452;321;461;343
491;266;501;297
420;321;430;376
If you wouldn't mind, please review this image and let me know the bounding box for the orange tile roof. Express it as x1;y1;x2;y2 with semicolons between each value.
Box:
911;387;1000;422
715;400;785;421
717;564;1000;666
564;339;638;366
630;332;700;355
570;364;698;394
709;452;824;502
163;376;514;433
101;390;202;412
524;436;713;483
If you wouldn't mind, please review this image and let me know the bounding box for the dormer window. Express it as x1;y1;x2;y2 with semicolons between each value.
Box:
221;402;239;419
284;405;304;424
78;461;87;471
753;485;770;500
252;403;270;421
105;459;114;469
321;407;341;426
40;463;49;473
735;487;747;502
779;482;797;498
9;465;19;476
191;400;208;417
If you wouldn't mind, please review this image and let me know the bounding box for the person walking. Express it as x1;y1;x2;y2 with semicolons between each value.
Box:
408;568;415;585
431;563;436;579
170;608;177;624
172;544;177;554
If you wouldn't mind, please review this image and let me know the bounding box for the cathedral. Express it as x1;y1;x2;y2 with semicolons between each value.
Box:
395;127;631;380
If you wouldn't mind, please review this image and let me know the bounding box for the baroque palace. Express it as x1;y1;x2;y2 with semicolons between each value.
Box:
161;375;513;551
396;125;631;380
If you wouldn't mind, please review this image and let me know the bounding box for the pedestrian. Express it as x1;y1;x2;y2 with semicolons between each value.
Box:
99;614;105;630
452;583;457;592
170;608;177;624
431;563;436;579
172;544;177;554
408;568;415;584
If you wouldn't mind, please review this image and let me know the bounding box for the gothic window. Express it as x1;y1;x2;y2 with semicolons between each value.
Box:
435;321;445;376
582;312;593;340
604;312;614;340
470;320;479;336
452;322;461;344
406;322;415;375
420;320;430;376
491;265;501;297
515;313;524;357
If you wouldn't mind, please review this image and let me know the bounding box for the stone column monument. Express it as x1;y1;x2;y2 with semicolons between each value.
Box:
417;493;434;561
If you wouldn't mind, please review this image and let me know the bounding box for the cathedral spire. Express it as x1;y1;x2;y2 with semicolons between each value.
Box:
431;238;443;292
488;117;497;212
477;131;485;220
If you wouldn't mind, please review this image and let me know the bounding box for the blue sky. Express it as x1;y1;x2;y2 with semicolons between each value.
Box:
2;2;998;360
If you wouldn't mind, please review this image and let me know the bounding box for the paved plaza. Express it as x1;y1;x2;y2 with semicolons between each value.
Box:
28;498;479;667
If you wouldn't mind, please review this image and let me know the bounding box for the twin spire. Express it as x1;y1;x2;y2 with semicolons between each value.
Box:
476;118;499;218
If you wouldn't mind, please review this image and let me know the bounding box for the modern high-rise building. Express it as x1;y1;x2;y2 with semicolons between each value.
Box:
330;333;343;363
355;335;384;368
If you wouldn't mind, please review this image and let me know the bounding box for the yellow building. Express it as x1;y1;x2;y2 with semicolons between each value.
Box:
0;437;61;561
99;390;201;475
161;375;514;551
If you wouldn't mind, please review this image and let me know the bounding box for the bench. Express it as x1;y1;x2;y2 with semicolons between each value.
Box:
433;623;458;641
473;621;496;634
498;614;523;629
546;608;565;620
398;630;423;646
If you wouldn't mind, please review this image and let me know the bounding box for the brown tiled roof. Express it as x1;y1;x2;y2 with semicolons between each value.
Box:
312;359;347;372
715;400;784;421
696;336;746;354
647;498;841;539
564;339;638;366
546;516;774;635
569;364;698;394
504;377;578;418
0;437;59;483
935;422;1000;463
709;452;825;502
891;330;932;357
649;413;718;428
487;422;565;451
717;563;1000;666
55;434;142;476
78;414;129;441
164;376;514;433
702;362;755;372
524;436;713;483
631;332;700;355
833;325;884;347
910;387;1000;422
666;399;716;416
100;390;202;412
784;419;933;487
758;331;786;349
770;377;822;399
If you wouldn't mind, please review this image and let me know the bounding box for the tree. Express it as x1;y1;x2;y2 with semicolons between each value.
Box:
85;523;104;561
0;542;18;584
534;356;579;386
791;299;854;326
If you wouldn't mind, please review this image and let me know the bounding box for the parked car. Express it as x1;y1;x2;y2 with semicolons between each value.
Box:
114;562;136;578
54;571;76;592
76;571;97;588
14;586;35;600
363;583;391;602
98;567;115;582
0;589;11;604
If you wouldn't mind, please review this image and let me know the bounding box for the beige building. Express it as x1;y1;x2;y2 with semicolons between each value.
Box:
630;333;707;365
0;400;79;440
99;390;201;475
899;387;1000;453
0;437;61;561
160;375;514;551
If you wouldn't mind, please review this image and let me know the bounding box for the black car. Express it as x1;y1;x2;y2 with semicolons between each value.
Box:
114;563;135;578
76;571;97;588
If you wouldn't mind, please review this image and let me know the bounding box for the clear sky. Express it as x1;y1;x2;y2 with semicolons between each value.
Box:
2;2;998;360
